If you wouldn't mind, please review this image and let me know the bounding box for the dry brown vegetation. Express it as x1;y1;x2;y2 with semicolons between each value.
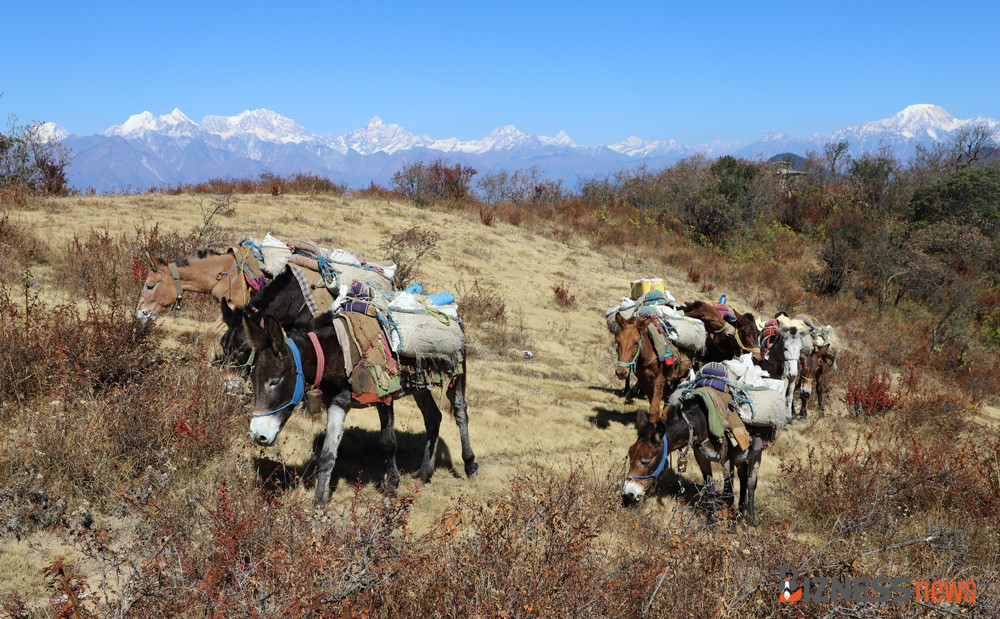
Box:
1;164;999;617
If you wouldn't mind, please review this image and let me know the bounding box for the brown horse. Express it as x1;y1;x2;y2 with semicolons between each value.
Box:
137;249;263;322
795;344;833;418
678;300;759;364
137;248;334;339
614;313;692;418
622;402;764;522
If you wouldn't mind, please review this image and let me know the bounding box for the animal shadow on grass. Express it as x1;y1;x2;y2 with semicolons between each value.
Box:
588;405;639;429
648;470;727;518
588;384;647;400
253;427;459;496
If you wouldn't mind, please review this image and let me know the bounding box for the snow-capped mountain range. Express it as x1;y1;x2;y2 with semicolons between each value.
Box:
40;104;1000;192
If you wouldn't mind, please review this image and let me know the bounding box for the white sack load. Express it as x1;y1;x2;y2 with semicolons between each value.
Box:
322;248;398;284
389;311;465;361
736;387;793;428
388;292;460;319
723;354;775;389
327;262;395;297
326;248;362;267
605;297;706;354
604;297;637;334
257;233;292;277
664;315;707;354
667;379;793;430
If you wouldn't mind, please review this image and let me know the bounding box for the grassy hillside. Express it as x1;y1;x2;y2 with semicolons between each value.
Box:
1;190;997;616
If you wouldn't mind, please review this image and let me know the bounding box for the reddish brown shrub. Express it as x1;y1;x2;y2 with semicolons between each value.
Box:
551;282;577;308
0;214;49;284
351;181;401;202
455;277;506;325
847;370;899;417
477;204;495;226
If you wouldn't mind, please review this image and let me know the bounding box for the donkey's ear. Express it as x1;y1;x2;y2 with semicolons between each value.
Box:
654;418;668;440
220;297;238;325
615;312;626;328
145;250;159;272
244;314;268;351
636;314;652;330
264;315;287;358
636;410;651;434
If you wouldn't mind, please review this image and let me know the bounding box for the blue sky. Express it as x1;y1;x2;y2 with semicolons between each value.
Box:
3;1;998;147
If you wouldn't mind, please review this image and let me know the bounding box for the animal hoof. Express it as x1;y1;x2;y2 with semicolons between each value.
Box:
465;461;479;478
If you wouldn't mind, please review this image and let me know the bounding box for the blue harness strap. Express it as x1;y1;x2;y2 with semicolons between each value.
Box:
629;435;669;479
252;338;306;418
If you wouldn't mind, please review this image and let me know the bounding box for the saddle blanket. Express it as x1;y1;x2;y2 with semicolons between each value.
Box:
334;312;400;405
686;387;751;450
633;306;675;364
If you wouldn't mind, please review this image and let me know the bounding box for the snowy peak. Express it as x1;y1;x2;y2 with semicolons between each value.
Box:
34;121;70;142
610;135;689;157
837;103;963;141
879;103;961;138
94;103;999;168
891;104;956;129
105;108;198;138
343;116;430;155
539;130;577;148
486;124;530;148
200;109;312;143
56;103;1000;194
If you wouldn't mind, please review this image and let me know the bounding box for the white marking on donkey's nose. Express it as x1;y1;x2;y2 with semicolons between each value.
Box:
249;415;282;446
622;480;646;501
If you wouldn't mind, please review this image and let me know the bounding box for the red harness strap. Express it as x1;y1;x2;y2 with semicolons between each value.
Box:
759;319;780;357
307;331;325;387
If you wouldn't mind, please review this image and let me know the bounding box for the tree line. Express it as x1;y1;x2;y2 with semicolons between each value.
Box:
389;125;1000;360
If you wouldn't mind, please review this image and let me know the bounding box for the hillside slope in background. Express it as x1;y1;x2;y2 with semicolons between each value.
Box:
2;192;997;614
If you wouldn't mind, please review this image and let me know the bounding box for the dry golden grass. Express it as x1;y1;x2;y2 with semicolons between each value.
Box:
5;192;847;525
3;192;996;615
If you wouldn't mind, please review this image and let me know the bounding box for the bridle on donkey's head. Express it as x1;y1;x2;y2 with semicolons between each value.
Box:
252;338;306;419
167;262;184;310
629;434;668;480
617;331;643;375
251;333;326;419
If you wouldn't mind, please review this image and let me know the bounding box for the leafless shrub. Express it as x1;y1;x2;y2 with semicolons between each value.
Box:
380;226;441;289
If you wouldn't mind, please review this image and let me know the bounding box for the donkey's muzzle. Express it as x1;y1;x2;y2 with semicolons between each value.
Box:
621;479;647;506
250;431;273;446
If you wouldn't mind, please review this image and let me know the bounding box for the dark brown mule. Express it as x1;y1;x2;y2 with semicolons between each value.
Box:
245;313;477;507
621;402;764;523
678;300;759;364
614;313;692;418
795;344;832;418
